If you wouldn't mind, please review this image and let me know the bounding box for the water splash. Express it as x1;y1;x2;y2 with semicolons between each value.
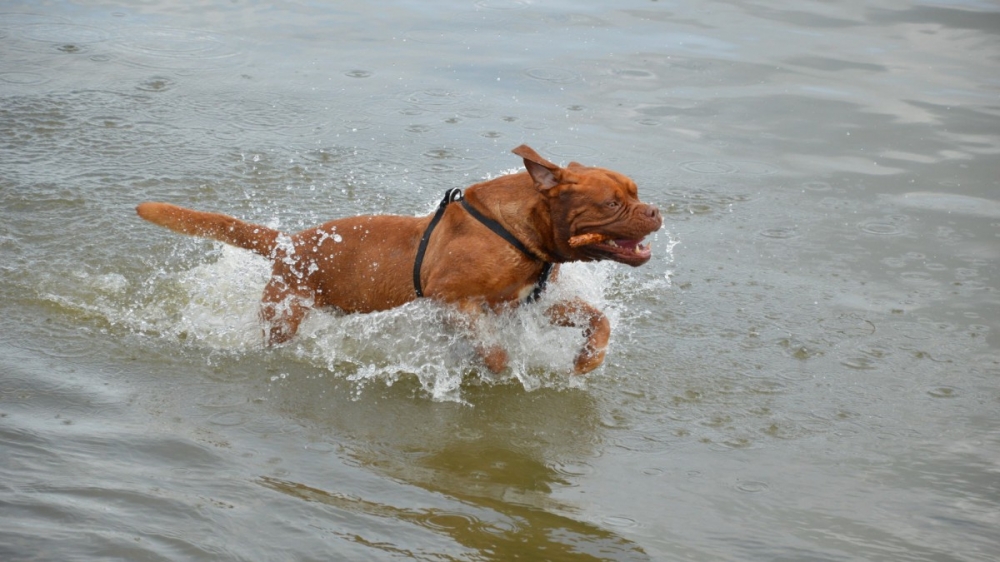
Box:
46;229;676;401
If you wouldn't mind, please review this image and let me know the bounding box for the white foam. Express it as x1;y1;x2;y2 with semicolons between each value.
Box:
55;230;676;402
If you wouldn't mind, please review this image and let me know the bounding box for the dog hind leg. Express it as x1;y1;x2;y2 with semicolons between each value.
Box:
259;277;312;345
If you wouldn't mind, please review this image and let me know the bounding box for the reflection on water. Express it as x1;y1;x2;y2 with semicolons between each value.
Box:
2;0;999;560
260;383;650;560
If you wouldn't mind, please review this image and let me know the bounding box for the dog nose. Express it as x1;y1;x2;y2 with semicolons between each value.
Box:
645;205;661;221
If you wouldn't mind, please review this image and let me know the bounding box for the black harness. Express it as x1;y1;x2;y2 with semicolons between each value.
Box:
413;188;553;303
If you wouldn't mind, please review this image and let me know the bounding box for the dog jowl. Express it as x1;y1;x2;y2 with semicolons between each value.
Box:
136;145;662;374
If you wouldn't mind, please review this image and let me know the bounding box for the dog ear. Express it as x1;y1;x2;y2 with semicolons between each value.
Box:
512;144;561;190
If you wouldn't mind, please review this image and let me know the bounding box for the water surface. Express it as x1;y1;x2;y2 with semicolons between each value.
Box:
2;1;998;560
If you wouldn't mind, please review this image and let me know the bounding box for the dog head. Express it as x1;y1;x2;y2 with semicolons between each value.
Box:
513;145;662;267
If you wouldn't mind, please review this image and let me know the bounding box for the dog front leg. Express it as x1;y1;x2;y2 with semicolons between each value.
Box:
546;299;610;375
449;300;509;374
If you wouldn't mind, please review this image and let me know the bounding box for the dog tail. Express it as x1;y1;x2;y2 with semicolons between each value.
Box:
136;202;281;257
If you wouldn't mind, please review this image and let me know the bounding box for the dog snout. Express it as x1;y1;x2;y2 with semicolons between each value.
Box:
643;204;662;227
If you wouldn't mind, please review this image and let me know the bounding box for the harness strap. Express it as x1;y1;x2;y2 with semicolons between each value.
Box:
528;262;553;304
413;188;462;298
413;189;553;303
458;199;545;262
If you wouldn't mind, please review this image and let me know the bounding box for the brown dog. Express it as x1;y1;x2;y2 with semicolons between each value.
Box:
136;145;661;374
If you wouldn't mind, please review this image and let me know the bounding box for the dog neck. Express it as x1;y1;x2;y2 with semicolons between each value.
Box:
464;173;568;263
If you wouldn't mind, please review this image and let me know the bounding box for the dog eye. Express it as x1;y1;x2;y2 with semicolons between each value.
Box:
606;199;621;208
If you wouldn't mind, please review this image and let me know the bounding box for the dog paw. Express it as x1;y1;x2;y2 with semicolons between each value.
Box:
480;345;509;374
573;347;607;375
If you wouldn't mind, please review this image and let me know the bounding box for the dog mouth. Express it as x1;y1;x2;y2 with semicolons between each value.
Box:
572;235;652;266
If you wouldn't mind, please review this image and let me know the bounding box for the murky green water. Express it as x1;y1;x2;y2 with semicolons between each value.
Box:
2;1;998;560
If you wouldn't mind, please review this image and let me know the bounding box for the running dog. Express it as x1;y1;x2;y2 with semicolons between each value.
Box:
136;145;662;374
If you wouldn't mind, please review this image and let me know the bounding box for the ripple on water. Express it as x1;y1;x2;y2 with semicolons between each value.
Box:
402;29;456;45
550;460;595;478
11;332;98;360
857;214;911;236
475;0;532;11
206;411;246;427
679;160;737;174
775;369;816;382
2;89;210;171
19;22;110;44
297;146;371;166
85;114;130;129
611;432;673;453
759;226;798;239
660;187;751;219
747;379;788;395
819;313;876;338
840;356;878;370
194;390;250;409
898;271;937;285
243;416;301;436
193;96;331;139
543;143;599;160
802;181;833;192
352;148;412;179
679;160;778;175
75;117;199;168
735;161;779;175
0;72;49;85
612;68;657;79
54;43;87;54
734;480;769;493
110;26;244;71
0;13;69;27
402;88;466;108
523;67;582;84
424;512;482;533
887;320;939;342
926;386;959;399
136;76;176;92
421;147;488;173
602;515;639;528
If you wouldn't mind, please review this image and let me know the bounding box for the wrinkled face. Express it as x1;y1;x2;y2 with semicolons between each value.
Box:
551;166;662;267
